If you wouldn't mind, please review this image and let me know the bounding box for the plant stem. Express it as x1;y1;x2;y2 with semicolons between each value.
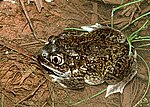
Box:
121;12;150;31
111;0;142;28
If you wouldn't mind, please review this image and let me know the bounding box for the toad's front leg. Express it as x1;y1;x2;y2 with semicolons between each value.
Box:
49;73;85;90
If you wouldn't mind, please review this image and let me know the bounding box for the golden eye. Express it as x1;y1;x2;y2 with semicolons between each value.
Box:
50;55;64;65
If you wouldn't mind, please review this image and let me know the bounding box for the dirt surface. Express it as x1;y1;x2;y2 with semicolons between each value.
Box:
0;0;150;107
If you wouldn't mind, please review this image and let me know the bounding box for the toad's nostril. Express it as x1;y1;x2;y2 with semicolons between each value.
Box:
39;49;49;58
42;53;47;58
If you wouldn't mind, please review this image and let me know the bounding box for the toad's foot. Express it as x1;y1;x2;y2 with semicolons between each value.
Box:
105;70;137;97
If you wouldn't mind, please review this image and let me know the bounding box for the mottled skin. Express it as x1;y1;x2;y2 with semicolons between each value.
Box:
37;26;137;96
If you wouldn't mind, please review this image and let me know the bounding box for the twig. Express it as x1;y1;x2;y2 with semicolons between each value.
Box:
111;0;142;28
51;83;55;107
41;102;47;107
1;91;4;107
15;79;47;106
19;0;37;39
137;73;148;81
46;80;55;107
0;39;37;61
136;48;150;51
133;54;150;107
85;10;106;22
121;11;150;31
20;41;40;46
128;20;149;41
71;2;90;23
1;91;16;105
70;88;106;106
128;7;137;25
91;2;98;24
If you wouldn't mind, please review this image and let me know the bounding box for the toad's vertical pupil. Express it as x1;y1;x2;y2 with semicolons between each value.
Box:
54;57;58;63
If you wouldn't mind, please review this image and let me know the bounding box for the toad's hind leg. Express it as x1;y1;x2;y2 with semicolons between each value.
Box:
105;64;137;97
84;72;104;85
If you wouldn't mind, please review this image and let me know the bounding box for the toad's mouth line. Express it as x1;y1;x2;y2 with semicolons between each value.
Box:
40;62;70;77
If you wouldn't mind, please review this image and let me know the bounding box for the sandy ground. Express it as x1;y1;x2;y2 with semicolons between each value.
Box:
0;0;150;107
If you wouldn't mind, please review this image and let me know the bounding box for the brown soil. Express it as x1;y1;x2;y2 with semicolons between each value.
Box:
0;0;150;107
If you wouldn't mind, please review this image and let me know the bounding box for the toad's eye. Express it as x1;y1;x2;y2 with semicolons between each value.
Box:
50;55;64;65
